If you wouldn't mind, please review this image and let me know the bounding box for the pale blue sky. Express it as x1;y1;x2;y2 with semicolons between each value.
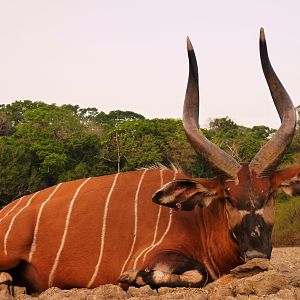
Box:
0;1;299;128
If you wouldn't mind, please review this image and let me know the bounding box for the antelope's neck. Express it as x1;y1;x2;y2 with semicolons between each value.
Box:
196;201;241;279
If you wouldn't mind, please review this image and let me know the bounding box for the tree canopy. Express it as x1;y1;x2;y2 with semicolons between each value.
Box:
0;100;299;204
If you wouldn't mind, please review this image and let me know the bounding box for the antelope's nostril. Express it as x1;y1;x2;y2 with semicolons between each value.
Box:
244;250;268;261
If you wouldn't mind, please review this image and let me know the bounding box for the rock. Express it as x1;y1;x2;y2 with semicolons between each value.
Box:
34;285;127;300
0;283;14;300
288;272;300;288
207;285;234;300
13;286;27;297
296;289;300;300
88;284;127;299
127;285;157;297
235;295;253;300
0;272;12;284
157;287;174;295
230;258;271;278
16;295;38;300
203;275;235;299
232;270;289;297
265;288;297;299
158;287;207;299
274;263;292;273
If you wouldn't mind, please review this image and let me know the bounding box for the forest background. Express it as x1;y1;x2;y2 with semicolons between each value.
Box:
0;100;299;246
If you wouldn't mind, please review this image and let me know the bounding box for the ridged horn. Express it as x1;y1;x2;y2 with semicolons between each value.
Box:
183;37;241;179
249;28;296;176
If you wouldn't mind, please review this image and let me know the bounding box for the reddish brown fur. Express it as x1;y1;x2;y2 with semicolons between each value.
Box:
224;165;272;209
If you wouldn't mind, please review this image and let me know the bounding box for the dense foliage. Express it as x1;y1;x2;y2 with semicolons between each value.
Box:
0;100;299;204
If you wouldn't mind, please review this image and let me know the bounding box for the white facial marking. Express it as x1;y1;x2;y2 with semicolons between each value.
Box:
232;231;237;240
255;208;264;216
239;210;250;217
254;225;261;236
161;195;175;204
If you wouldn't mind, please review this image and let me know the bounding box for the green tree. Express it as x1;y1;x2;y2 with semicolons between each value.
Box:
101;118;215;178
208;117;275;163
0;100;47;135
289;105;300;163
95;110;145;130
0;103;106;202
0;137;42;202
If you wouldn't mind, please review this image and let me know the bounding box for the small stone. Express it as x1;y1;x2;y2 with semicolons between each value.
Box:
0;283;13;300
230;258;271;278
13;286;27;297
289;273;300;287
233;270;288;297
207;285;234;300
127;285;157;297
235;295;250;300
90;284;127;299
16;295;38;300
275;263;291;273
158;287;175;295
0;273;12;284
268;288;297;299
158;287;207;300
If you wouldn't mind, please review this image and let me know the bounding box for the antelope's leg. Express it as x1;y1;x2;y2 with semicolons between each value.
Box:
118;251;208;288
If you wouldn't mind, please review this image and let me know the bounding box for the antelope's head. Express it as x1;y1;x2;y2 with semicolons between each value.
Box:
153;28;300;261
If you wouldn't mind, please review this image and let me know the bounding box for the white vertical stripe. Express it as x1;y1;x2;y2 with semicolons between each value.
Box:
28;183;63;262
133;169;164;269
141;169;177;263
0;197;24;224
4;193;39;256
118;169;148;277
48;178;91;287
142;208;173;264
87;173;120;288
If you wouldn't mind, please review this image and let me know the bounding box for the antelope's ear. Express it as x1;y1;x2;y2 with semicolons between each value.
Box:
271;165;300;196
152;179;221;210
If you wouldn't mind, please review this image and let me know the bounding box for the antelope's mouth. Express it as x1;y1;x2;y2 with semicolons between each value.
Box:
241;250;269;262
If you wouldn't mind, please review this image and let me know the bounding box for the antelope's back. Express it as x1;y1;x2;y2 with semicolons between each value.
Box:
0;168;179;289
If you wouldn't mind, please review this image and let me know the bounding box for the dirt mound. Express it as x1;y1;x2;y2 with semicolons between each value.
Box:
2;247;300;300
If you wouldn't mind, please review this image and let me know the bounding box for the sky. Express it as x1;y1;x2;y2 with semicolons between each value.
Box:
0;1;299;129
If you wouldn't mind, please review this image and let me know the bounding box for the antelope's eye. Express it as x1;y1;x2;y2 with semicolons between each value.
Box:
224;188;235;206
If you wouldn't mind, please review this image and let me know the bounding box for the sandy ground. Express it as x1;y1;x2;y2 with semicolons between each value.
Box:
270;247;300;273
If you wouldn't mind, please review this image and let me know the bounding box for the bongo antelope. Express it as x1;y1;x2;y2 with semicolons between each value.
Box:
0;28;299;292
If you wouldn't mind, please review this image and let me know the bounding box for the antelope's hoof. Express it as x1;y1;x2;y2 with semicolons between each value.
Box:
118;269;139;283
